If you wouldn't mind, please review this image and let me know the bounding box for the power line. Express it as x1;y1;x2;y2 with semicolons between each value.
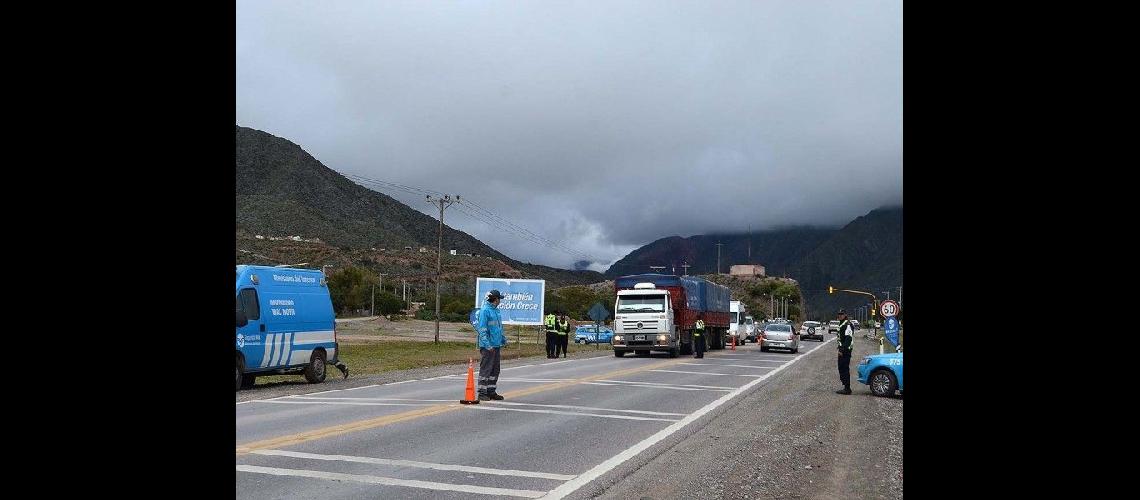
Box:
346;172;597;262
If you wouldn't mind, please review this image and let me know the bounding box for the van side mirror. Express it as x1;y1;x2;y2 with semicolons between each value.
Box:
236;310;248;328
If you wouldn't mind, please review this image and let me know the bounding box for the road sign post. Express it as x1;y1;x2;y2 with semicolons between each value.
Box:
588;302;610;351
879;300;900;352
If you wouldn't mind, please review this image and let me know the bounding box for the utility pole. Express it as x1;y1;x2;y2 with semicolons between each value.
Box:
374;273;387;317
897;286;903;307
402;279;406;302
426;194;459;343
681;262;690;275
716;242;724;274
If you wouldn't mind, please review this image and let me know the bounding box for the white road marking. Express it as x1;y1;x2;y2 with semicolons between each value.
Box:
540;335;837;499
649;369;767;377
236;465;547;498
466;405;680;422
485;401;686;417
251;400;437;407
250;449;575;480
592;382;734;394
678;363;779;369
286;396;455;402
581;382;731;392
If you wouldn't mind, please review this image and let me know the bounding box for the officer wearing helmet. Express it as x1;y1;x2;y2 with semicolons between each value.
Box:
476;289;507;400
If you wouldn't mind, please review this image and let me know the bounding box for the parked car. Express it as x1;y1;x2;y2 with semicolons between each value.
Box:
575;325;614;344
857;352;903;396
799;321;824;341
760;323;799;353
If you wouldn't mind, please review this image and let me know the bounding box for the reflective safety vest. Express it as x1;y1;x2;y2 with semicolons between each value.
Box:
694;319;705;336
557;319;570;335
545;314;557;332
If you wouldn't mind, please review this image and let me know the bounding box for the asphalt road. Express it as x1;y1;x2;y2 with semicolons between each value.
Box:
237;334;896;498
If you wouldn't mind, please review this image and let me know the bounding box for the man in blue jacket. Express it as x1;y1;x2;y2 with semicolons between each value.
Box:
477;289;507;401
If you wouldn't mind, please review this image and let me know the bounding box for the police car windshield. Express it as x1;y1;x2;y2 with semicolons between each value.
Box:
617;295;666;312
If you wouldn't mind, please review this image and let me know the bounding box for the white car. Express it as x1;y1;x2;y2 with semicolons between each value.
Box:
799;321;824;341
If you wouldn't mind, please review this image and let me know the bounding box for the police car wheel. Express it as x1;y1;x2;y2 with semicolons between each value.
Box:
235;361;242;391
870;369;897;397
304;350;327;383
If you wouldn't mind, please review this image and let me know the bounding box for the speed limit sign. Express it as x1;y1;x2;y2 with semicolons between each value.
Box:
879;300;900;317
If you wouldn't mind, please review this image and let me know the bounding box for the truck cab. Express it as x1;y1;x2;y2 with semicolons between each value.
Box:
612;283;677;357
728;301;749;346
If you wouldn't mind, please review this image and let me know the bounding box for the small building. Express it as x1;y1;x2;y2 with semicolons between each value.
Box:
730;264;766;277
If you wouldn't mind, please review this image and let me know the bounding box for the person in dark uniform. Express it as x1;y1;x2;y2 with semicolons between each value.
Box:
836;309;855;394
544;312;558;358
556;313;571;358
693;316;707;358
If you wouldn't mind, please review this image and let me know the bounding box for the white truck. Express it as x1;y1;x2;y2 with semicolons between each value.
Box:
728;301;750;346
612;274;732;357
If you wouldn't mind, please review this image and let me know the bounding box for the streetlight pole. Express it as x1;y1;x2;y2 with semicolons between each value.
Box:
426;194;459;343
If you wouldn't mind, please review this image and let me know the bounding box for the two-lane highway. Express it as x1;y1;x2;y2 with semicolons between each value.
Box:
237;336;835;499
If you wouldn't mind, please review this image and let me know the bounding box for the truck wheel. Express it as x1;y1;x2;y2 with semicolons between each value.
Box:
304;350;327;383
870;369;898;397
680;341;692;355
761;346;769;352
635;350;649;357
614;350;626;357
668;347;678;358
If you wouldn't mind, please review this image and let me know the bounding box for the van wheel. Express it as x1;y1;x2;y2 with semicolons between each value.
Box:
304;350;327;383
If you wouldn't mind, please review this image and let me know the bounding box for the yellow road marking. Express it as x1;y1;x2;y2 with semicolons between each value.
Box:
237;353;727;454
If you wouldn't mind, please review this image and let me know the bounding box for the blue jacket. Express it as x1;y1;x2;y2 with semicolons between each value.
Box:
477;301;506;349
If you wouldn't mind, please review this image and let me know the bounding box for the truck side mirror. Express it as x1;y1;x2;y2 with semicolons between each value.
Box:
236;310;248;328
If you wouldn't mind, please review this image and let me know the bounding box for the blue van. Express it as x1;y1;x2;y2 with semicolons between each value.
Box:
235;265;344;390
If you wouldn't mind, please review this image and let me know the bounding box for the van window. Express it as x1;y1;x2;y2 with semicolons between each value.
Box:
239;288;260;320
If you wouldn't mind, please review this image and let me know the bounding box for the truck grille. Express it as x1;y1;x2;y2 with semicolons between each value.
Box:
621;320;659;331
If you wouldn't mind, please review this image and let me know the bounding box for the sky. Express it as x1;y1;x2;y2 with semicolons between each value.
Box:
237;0;902;272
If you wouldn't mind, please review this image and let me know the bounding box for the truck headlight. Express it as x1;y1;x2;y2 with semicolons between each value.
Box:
657;335;667;342
614;335;624;342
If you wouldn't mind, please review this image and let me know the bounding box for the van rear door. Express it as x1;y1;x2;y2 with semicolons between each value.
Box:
237;288;267;371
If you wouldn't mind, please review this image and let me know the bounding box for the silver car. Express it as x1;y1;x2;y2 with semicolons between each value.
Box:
799;321;824;341
760;323;799;353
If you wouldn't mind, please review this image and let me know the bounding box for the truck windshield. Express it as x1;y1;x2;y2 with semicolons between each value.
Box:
617;295;666;312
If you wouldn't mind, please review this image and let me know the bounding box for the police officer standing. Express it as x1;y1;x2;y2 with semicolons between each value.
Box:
556;313;571;358
476;290;507;401
544;311;558;358
835;308;855;395
693;316;706;359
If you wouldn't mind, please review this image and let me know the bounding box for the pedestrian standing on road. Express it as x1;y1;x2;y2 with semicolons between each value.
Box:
836;308;855;395
477;289;507;401
556;313;571;358
693;316;707;359
544;311;558;358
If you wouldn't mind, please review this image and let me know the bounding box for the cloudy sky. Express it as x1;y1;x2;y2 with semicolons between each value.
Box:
237;0;902;271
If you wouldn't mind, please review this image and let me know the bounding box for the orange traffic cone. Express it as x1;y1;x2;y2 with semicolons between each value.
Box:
731;335;736;350
460;358;480;404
